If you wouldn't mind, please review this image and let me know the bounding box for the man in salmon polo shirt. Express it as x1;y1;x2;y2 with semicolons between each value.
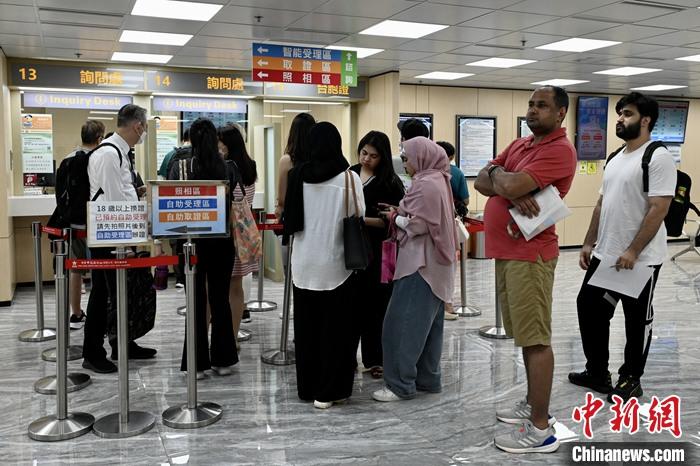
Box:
474;86;577;454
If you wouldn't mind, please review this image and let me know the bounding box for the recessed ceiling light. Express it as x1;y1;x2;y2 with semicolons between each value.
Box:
359;20;448;39
111;52;173;64
675;54;700;62
531;79;590;86
120;30;193;46
131;0;223;22
630;84;687;91
594;67;661;76
536;38;620;53
280;109;314;113
263;100;347;105
325;45;384;59
415;72;474;80
264;115;285;118
466;58;536;68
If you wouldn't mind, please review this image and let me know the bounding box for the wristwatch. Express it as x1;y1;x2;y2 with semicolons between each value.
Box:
488;164;502;178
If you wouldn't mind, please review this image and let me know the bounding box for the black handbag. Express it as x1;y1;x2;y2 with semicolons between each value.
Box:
343;171;371;271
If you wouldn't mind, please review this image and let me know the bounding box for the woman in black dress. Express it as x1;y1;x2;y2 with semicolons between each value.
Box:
350;130;405;378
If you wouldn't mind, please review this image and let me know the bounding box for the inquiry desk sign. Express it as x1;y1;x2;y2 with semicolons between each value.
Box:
87;201;149;248
148;180;230;239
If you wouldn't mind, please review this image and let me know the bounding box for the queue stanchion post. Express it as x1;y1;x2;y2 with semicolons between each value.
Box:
28;239;94;441
163;240;223;428
262;235;295;366
19;221;56;342
42;228;84;362
245;211;277;312
93;247;156;438
479;267;512;340
453;240;482;317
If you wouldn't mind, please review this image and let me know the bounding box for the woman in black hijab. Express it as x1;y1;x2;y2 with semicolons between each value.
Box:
284;122;365;409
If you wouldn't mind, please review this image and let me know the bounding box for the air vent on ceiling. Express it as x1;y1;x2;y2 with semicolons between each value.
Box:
619;0;686;11
285;27;351;35
474;43;524;51
574;15;633;24
42;20;121;30
39;7;124;18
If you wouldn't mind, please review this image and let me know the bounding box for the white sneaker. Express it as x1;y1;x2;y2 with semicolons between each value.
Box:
444;311;458;321
496;399;557;426
175;282;185;289
196;371;206;380
494;419;560;454
212;366;232;376
313;398;347;409
372;386;402;402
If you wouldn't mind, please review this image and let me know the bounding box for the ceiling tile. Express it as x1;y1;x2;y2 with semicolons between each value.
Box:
41;23;120;41
460;11;558;30
481;32;569;48
639;30;700;47
44;47;110;60
583;24;676;42
330;34;411;49
38;10;123;28
391;4;492;26
595;42;666;57
372;49;437;62
37;0;132;15
636;9;700;30
188;36;252;50
316;0;418;19
0;45;44;58
578;3;687;22
268;29;347;45
42;36;115;52
0;34;42;47
422;53;491;65
0;20;41;36
216;6;305;28
288;14;378;35
506;0;617;16
0;4;36;22
113;43;182;55
395;39;464;54
216;0;326;11
523;17;618;36
448;44;517;57
401;61;452;71
122;16;205;35
428;0;520;8
0;0;34;4
643;46;700;60
427;26;507;43
200;22;276;40
177;46;247;60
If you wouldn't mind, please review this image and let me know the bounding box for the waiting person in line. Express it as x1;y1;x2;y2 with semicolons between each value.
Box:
373;136;457;403
160;129;190;287
284;121;364;409
56;119;104;330
436;140;469;321
275;112;315;320
82;105;156;373
349;130;405;378
570;93;674;403
172;118;238;379
218;123;258;345
474;86;577;454
392;118;430;176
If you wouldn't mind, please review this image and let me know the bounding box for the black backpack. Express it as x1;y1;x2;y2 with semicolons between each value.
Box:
606;141;700;237
166;146;193;180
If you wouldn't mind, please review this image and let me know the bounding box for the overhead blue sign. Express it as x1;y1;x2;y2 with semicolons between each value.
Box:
153;96;246;113
252;43;341;61
23;92;132;110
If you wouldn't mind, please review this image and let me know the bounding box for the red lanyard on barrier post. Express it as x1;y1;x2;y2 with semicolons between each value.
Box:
40;225;88;239
256;221;283;232
65;255;191;270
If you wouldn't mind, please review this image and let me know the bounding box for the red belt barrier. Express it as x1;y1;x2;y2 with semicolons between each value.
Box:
464;218;485;234
65;255;188;270
256;222;283;231
40;226;88;239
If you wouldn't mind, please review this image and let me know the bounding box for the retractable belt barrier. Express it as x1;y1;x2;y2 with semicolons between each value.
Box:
40;225;88;239
262;236;295;366
65;255;183;270
479;268;512;340
452;224;482;318
246;211;281;312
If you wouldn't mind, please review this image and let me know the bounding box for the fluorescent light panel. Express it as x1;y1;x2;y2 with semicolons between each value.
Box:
263;100;346;105
111;52;172;64
531;78;589;86
594;67;661;76
120;30;192;46
359;20;448;39
466;58;536;68
537;38;620;53
264;115;284;118
675;54;700;62
415;71;473;80
280;109;313;113
630;84;687;91
131;0;222;21
325;45;383;59
89;111;118;115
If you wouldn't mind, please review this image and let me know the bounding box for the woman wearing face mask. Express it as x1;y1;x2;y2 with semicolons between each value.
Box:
171;118;238;379
373;137;458;403
218;124;258;345
349;131;404;378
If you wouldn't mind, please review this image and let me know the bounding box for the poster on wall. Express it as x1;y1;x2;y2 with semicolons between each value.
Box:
456;116;496;177
398;113;433;140
155;118;179;171
517;116;533;138
21;114;54;194
651;100;689;144
576;96;608;160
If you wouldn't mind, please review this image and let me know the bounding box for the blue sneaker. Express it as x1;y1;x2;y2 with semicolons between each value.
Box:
494;419;560;454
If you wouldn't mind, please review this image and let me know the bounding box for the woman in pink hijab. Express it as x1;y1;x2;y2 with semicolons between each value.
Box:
373;136;458;402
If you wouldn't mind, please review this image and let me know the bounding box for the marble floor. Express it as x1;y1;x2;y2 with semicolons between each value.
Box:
1;246;699;465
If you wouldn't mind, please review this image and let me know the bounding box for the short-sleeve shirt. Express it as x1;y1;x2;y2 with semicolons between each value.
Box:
484;127;577;262
593;141;676;265
449;164;469;201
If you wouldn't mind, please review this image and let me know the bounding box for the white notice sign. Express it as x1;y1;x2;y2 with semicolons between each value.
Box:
87;201;150;248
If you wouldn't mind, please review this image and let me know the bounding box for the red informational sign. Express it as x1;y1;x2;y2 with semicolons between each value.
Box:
252;70;341;86
158;185;218;197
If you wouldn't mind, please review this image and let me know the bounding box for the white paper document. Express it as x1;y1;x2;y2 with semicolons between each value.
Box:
508;185;572;241
588;256;654;299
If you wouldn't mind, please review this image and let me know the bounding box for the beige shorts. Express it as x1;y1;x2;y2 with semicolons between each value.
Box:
495;257;557;347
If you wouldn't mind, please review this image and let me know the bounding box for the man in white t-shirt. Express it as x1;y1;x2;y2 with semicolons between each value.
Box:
570;92;675;403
